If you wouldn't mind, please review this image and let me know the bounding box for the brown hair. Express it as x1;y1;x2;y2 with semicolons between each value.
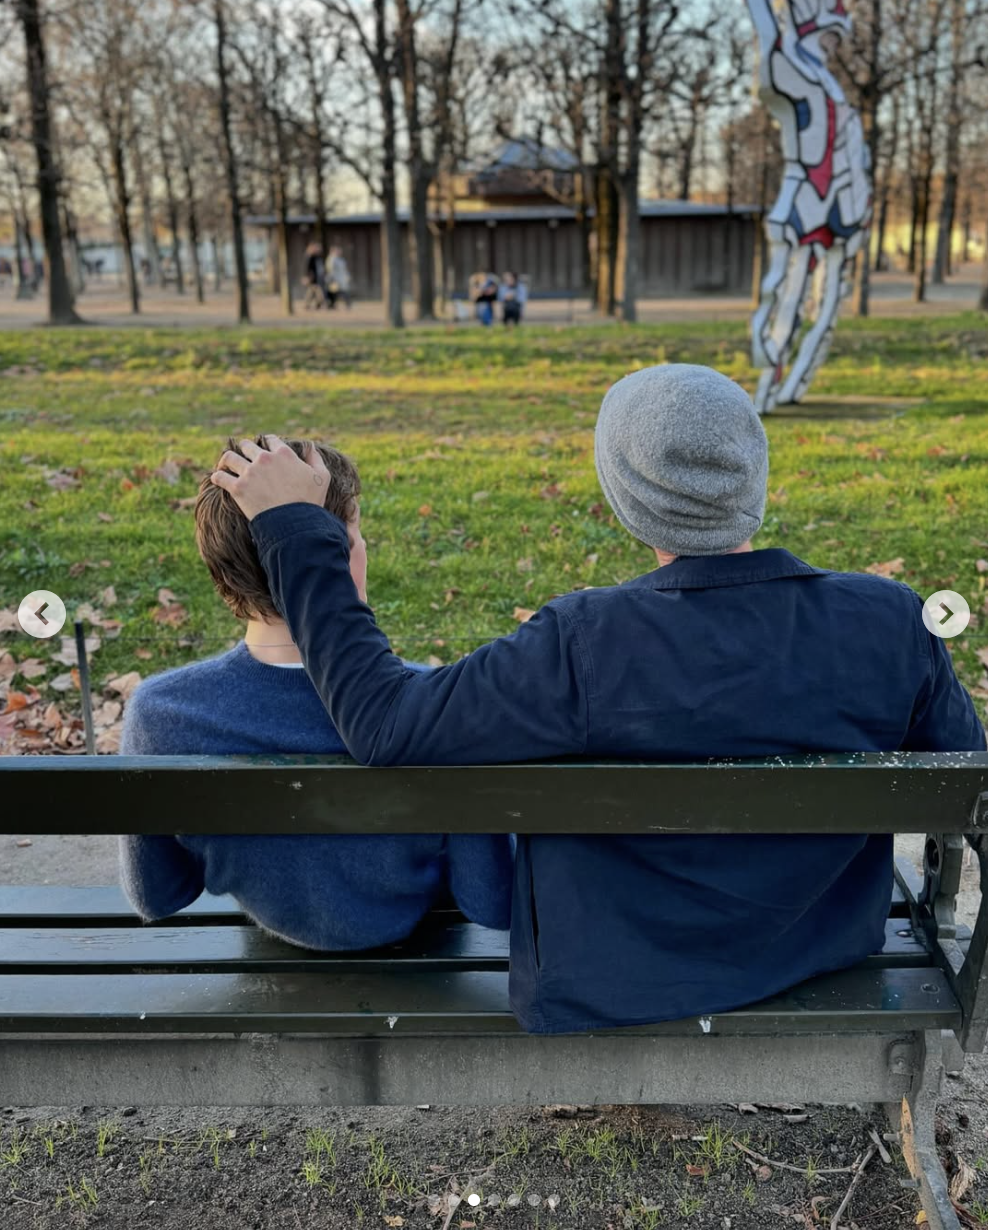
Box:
195;436;361;621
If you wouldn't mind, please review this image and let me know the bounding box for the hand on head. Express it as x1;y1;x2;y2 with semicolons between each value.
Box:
211;434;331;520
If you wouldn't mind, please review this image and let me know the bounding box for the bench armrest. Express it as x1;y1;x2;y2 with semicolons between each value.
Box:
903;793;988;1052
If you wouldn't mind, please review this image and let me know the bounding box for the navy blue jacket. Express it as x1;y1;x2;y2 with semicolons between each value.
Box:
251;504;985;1033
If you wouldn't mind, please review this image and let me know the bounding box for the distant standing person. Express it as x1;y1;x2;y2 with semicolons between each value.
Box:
499;272;527;326
472;271;499;326
304;242;330;310
328;246;352;309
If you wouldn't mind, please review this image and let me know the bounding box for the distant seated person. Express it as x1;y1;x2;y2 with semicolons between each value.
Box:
498;272;527;326
470;271;499;326
119;437;513;948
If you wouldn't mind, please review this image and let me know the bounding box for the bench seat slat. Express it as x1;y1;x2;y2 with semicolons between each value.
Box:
0;921;509;972
0;967;960;1035
0;887;242;926
0;918;929;974
0;880;919;927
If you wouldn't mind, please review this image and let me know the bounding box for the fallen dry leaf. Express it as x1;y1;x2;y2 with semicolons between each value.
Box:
0;609;21;633
976;648;988;669
685;1163;708;1177
18;658;47;680
156;459;182;485
92;700;122;728
100;585;117;607
0;652;16;682
426;655;444;668
105;671;142;700
865;558;905;577
976;560;988;574
96;725;122;754
417;504;433;517
53;634;101;667
737;1103;758;1114
135;648;154;660
97;511;114;522
513;607;536;623
152;600;187;627
44;467;81;491
16;839;32;848
754;1164;773;1183
49;672;77;693
949;1156;976;1203
2;691;30;714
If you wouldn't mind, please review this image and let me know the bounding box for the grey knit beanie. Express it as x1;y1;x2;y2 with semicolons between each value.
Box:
594;364;768;556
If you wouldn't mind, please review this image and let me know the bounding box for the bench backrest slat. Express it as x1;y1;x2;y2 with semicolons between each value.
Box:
2;753;987;835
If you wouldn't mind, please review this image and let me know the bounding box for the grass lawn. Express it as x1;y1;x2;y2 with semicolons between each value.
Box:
1;315;987;749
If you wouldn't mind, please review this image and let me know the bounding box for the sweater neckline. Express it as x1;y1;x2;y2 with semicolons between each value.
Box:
229;640;316;690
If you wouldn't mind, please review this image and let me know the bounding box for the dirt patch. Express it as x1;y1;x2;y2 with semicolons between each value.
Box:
1;1098;958;1230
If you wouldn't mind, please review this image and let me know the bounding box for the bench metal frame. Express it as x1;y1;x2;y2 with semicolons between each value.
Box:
3;752;988;1230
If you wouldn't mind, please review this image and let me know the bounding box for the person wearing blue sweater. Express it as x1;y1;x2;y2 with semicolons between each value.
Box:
119;437;513;949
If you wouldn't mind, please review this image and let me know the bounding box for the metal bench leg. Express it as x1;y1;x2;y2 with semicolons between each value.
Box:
886;1030;960;1230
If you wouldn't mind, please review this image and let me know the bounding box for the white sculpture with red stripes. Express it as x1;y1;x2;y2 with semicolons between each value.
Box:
747;0;871;412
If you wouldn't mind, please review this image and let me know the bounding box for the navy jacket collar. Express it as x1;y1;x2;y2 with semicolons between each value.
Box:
628;548;828;591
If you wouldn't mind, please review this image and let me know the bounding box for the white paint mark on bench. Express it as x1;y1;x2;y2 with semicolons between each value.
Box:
289;781;303;791
699;1016;712;1034
387;1015;399;1030
139;1012;146;1020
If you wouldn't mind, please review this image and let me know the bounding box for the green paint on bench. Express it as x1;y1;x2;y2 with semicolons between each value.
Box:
0;917;929;974
0;966;961;1036
3;753;988;835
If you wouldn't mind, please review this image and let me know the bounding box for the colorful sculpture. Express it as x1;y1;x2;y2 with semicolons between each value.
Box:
746;0;871;412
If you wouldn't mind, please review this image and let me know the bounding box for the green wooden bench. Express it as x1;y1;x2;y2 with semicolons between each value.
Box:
2;751;987;1230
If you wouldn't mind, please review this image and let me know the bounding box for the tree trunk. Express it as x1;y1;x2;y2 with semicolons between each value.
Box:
978;201;988;311
874;186;890;272
396;0;434;320
932;171;957;285
62;204;84;297
314;145;328;255
375;0;404;328
110;134;140;314
595;0;621;316
907;182;919;274
12;219;31;299
212;235;222;291
181;154;204;304
932;0;964;285
157;129;184;294
913;181;930;302
132;136;161;286
852;93;878;316
214;0;250;322
275;168;293;315
618;167;640;323
16;0;79;323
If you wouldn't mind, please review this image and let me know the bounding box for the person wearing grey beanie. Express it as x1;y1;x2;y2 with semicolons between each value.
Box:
594;364;769;558
216;377;985;1037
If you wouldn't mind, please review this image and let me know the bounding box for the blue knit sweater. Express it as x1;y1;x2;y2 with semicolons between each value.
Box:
119;641;513;947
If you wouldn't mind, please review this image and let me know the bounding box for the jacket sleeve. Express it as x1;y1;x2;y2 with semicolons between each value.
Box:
251;503;590;766
901;612;987;752
117;684;205;920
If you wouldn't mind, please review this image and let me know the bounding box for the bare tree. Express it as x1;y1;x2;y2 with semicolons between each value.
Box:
214;0;251;322
321;0;404;327
14;0;79;322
